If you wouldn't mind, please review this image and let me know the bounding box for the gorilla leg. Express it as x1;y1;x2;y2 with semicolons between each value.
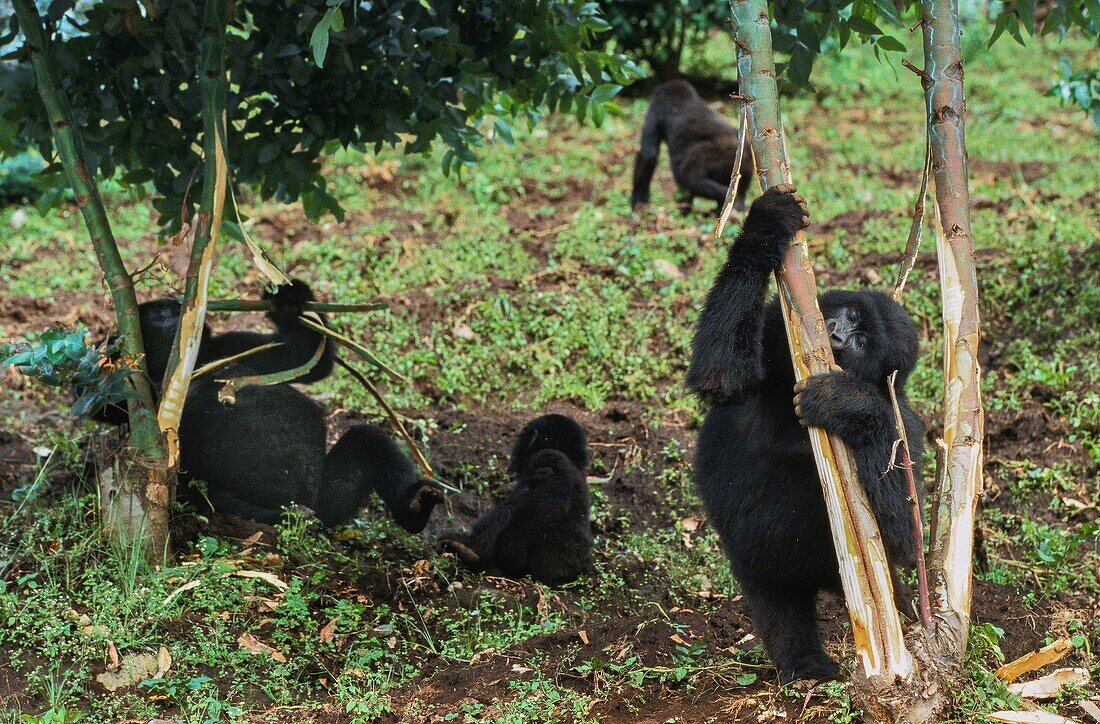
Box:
320;425;443;532
743;583;836;683
630;101;664;210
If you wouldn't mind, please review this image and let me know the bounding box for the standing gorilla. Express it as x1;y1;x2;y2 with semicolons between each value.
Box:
441;414;593;586
686;185;923;682
90;281;442;532
631;79;755;214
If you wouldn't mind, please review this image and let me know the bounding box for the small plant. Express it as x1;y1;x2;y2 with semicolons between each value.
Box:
1049;60;1100;130
2;327;133;419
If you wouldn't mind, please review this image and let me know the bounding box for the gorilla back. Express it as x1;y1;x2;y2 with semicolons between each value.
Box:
686;186;923;682
631;79;754;214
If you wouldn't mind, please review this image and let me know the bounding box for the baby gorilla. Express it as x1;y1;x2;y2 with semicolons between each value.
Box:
92;282;442;532
686;186;923;683
442;414;593;586
631;79;755;215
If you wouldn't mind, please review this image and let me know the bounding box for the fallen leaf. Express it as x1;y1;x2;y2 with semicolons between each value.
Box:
578;630;589;645
237;632;287;663
162;579;202;606
106;641;121;671
512;664;533;674
996;639;1074;681
680;516;703;532
156;646;172;677
1080;699;1100;723
670;633;689;647
987;712;1078;724
242;531;264;546
320;618;337;644
653;258;684;280
230;570;289;591
1008;668;1089;699
95;652;160;692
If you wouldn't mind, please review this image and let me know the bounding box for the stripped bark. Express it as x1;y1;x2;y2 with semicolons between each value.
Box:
728;0;914;691
158;0;231;466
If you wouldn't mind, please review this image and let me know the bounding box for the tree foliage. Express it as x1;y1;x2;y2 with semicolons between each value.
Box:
599;0;1098;90
0;0;637;231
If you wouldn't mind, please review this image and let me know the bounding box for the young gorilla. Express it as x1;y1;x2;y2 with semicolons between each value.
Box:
441;414;594;586
94;282;443;532
686;186;923;683
631;79;755;215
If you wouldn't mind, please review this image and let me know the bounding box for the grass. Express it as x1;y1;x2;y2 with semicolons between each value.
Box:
1;20;1099;724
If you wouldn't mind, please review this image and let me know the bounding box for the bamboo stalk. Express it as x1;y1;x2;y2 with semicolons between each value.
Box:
158;0;231;466
920;0;984;646
216;339;327;403
728;0;914;685
11;0;163;457
204;299;387;313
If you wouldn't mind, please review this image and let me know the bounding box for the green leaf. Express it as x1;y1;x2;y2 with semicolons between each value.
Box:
310;9;337;69
876;35;907;52
589;83;622;106
848;15;883;36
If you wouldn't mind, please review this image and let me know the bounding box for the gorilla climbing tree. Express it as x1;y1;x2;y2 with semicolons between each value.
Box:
1;0;636;558
726;0;982;719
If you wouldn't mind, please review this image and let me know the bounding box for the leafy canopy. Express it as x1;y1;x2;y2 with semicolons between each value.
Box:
0;0;638;231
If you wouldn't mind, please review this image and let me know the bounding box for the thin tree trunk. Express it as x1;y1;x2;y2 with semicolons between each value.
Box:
921;0;985;655
158;0;231;466
12;0;172;559
727;0;914;693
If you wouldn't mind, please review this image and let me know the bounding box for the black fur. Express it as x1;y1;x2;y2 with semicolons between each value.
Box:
443;415;594;586
631;79;755;215
92;281;442;531
686;186;924;683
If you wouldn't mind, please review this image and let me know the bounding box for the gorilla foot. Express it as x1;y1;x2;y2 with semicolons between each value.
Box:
394;483;445;533
777;653;838;685
439;537;481;565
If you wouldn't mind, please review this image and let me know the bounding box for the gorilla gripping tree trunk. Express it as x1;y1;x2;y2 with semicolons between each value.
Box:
727;0;981;720
921;0;985;663
12;0;172;559
728;0;915;698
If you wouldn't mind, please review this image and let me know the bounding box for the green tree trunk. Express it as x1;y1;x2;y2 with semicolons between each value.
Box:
12;0;173;560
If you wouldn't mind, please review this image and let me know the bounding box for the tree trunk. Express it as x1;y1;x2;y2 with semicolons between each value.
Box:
921;0;985;658
726;0;983;719
727;0;915;695
12;0;172;560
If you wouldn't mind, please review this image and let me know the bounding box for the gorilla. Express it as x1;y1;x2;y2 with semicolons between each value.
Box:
92;281;443;532
686;185;923;682
631;79;755;214
441;414;593;586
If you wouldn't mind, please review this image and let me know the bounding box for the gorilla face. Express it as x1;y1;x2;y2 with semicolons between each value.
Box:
822;290;920;387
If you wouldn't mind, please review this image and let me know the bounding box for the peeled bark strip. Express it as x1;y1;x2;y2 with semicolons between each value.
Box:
920;0;985;651
728;0;914;688
158;0;231;465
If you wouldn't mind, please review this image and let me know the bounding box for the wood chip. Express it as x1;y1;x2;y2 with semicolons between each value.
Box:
995;639;1074;682
987;712;1078;724
578;629;589;645
1080;699;1100;723
1008;668;1090;699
